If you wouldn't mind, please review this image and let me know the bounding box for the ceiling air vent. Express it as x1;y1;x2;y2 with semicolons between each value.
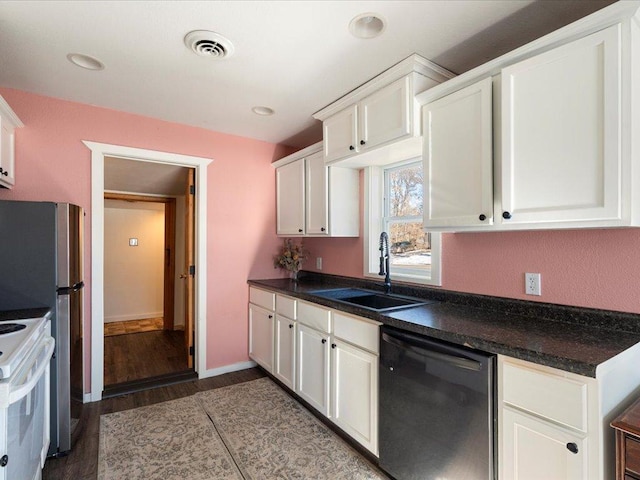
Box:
184;30;234;59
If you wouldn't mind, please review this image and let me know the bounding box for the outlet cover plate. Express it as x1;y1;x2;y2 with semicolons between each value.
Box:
525;273;541;296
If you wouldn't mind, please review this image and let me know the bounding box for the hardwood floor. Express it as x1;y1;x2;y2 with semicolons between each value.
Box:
43;368;267;480
103;317;164;336
104;329;188;386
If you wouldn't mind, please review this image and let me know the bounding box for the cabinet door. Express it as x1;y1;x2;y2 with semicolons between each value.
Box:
330;339;378;455
248;303;274;372
501;407;587;480
0;118;15;188
423;77;493;228
296;323;330;416
276;159;305;235
305;151;329;235
500;24;621;226
274;315;296;390
323;105;357;164
360;76;411;152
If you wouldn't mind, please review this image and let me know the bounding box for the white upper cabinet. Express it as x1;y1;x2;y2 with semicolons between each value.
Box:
314;54;454;168
305;151;329;235
274;142;359;237
499;24;622;227
276;158;305;235
423;77;494;228
323;105;358;164
0;95;23;189
417;1;640;232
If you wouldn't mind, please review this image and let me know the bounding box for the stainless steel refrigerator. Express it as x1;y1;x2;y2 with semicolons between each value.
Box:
0;200;84;456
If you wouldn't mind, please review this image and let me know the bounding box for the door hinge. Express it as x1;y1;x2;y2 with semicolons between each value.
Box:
189;345;195;356
189;265;195;276
189;185;195;195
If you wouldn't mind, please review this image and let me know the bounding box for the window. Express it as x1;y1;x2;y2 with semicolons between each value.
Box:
364;159;441;286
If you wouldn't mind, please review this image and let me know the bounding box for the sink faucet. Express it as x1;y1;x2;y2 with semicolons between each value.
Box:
379;232;391;294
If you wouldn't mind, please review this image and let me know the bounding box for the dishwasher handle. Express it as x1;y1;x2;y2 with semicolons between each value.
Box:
382;330;483;371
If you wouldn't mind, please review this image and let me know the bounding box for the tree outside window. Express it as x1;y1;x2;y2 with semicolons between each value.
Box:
385;161;431;273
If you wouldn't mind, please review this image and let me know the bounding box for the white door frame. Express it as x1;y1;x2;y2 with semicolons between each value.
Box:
85;141;212;402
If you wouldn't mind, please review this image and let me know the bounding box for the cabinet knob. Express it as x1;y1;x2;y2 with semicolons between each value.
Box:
0;168;6;177
298;228;303;233
268;314;273;319
479;214;486;221
320;227;325;232
321;338;327;344
360;140;366;146
349;145;355;151
566;442;578;454
0;455;7;466
289;324;293;329
502;211;512;220
331;343;337;349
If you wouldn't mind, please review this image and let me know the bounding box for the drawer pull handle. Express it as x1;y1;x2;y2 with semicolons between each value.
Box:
268;315;273;319
566;442;578;454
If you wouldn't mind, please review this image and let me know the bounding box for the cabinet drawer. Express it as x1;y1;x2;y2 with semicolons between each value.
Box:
333;312;380;353
276;295;297;319
298;301;331;333
249;287;275;311
627;436;640;477
502;361;588;431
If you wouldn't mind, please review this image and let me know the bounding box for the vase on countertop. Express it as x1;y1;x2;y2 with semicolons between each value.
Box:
290;270;299;282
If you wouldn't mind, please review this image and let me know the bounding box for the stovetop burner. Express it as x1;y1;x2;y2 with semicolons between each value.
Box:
0;324;26;335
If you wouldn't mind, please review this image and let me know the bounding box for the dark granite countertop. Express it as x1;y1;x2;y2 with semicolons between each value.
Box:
248;273;640;378
0;307;51;321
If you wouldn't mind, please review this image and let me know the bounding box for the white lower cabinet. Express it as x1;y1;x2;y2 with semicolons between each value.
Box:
274;314;296;390
249;290;380;455
296;323;330;416
502;407;587;480
330;338;378;455
248;303;274;372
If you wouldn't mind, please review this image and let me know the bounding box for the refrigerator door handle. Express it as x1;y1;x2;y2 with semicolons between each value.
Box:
56;282;84;296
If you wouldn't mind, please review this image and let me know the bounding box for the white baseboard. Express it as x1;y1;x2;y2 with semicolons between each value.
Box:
199;360;257;379
104;311;164;323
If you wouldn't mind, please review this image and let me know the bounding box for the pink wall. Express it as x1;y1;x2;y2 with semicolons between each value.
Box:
306;219;640;316
0;88;291;392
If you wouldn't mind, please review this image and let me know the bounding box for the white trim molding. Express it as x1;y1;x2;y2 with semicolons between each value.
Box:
199;360;257;379
85;141;212;402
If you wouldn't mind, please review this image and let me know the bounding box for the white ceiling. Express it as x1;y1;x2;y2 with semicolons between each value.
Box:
0;0;615;149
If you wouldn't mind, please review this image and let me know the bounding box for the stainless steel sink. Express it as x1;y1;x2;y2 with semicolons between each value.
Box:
308;288;434;312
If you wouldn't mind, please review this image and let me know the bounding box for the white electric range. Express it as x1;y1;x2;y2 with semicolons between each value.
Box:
0;313;54;480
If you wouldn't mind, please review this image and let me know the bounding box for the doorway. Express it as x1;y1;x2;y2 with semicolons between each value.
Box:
102;193;191;393
86;141;212;402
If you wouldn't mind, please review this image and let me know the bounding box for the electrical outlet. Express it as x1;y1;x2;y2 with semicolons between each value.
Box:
525;273;542;296
316;257;322;270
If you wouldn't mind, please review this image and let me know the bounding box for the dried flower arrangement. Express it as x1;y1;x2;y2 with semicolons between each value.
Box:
274;238;308;280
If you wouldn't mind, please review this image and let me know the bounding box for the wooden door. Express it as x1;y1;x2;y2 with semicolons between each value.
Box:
274;315;295;389
184;168;195;368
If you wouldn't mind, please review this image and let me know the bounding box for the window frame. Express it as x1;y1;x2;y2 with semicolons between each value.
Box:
363;160;442;286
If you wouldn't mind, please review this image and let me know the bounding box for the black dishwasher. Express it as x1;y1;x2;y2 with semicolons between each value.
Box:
379;326;496;480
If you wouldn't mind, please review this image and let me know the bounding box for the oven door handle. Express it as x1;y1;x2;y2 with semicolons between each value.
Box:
9;337;55;405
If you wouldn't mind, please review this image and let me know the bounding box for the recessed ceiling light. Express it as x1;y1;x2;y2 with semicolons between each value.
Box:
349;13;386;39
252;106;275;116
66;53;105;70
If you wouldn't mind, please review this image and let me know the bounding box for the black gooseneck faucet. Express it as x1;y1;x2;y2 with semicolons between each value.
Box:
379;232;391;294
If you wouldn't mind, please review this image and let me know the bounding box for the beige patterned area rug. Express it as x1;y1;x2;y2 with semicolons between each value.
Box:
98;378;388;480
